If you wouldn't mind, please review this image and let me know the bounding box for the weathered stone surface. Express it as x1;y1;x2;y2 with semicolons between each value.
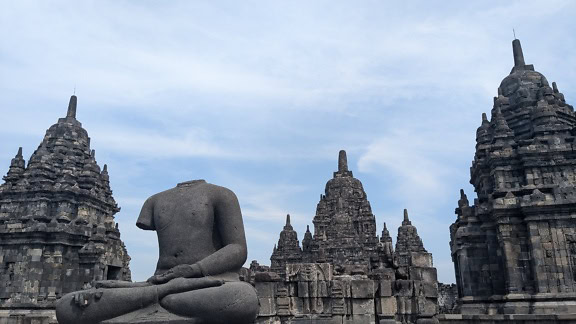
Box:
251;151;439;323
450;39;576;317
0;96;131;315
56;180;259;324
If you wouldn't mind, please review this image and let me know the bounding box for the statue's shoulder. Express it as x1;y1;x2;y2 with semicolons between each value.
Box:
203;183;238;202
144;187;179;203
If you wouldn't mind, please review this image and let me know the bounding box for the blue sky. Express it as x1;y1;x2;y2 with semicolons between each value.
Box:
1;1;575;283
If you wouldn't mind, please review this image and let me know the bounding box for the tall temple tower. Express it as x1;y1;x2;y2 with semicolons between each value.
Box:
0;96;131;310
450;39;576;316
254;150;438;324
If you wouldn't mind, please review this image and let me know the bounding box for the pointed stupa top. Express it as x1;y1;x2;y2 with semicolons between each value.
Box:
458;189;469;208
395;209;427;254
306;225;310;233
402;209;412;226
338;150;348;172
512;39;525;67
16;147;23;158
491;107;514;137
67;95;77;119
285;214;291;226
381;222;390;238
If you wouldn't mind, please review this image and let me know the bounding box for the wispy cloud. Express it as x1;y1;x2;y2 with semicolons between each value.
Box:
1;0;575;284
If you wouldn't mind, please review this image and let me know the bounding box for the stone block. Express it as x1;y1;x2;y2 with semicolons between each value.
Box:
377;296;397;315
298;282;309;298
287;263;333;282
343;314;376;324
351;280;375;298
331;280;351;298
258;297;276;316
417;298;437;316
379;280;393;297
256;282;276;298
410;253;432;267
291;316;343;324
397;296;415;315
422;282;437;298
409;267;437;283
351;299;375;315
394;280;413;297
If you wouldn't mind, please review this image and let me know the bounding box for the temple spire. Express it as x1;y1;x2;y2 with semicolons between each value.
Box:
286;214;291;226
67;95;77;119
512;39;525;67
403;209;412;226
338;150;348;172
16;147;23;158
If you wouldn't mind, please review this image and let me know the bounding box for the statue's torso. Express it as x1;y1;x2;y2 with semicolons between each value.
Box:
147;181;237;280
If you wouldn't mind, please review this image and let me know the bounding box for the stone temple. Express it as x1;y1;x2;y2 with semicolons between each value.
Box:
250;150;439;324
449;39;576;322
0;96;131;322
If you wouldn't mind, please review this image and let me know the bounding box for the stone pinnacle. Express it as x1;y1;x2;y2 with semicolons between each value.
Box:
338;150;348;172
512;39;525;67
67;95;77;119
402;209;412;226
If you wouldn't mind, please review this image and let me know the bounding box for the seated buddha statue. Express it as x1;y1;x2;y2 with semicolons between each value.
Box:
56;180;259;324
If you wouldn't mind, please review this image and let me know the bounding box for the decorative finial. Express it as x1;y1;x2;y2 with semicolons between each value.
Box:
402;209;412;226
338;150;348;172
16;147;23;158
67;95;77;118
552;82;559;94
103;164;108;173
306;225;310;232
512;39;525;67
91;149;96;158
460;189;466;198
482;113;488;122
286;214;291;226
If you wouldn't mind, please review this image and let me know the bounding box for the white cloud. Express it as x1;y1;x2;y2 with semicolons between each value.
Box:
1;0;575;284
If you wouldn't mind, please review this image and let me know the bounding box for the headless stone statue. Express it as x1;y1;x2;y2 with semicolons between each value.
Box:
56;180;259;324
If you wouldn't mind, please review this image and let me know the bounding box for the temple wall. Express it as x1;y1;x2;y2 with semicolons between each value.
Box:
254;264;438;324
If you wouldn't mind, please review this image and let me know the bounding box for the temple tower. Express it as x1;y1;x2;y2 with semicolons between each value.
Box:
270;214;302;276
0;96;131;310
257;150;438;323
450;39;576;316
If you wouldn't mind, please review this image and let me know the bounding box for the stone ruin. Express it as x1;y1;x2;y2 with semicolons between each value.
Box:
249;150;439;324
449;39;576;322
0;96;131;322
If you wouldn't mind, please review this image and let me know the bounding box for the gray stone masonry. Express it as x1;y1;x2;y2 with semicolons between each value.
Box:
253;151;439;324
0;95;131;311
450;39;576;316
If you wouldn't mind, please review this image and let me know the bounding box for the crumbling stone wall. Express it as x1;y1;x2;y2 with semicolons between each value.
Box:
437;283;458;314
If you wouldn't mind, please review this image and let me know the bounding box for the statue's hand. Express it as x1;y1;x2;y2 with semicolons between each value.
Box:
147;264;202;285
